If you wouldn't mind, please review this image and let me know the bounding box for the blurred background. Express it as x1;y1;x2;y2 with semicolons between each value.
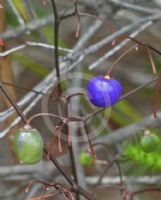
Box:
0;0;161;199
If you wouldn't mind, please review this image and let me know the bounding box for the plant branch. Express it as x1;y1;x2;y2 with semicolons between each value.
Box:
0;81;27;124
50;0;60;80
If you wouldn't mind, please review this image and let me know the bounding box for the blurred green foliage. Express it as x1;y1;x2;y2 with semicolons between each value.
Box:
122;129;161;175
6;1;67;78
12;53;50;77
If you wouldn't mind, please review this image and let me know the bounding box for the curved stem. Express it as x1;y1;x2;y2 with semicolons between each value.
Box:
112;35;160;74
85;76;158;121
92;143;121;193
131;188;161;200
46;122;65;157
145;44;156;74
78;12;115;32
31;192;59;200
26;113;66;125
60;0;78;21
127;36;161;56
66;92;84;101
153;73;161;118
82;115;96;160
44;147;95;200
107;44;138;76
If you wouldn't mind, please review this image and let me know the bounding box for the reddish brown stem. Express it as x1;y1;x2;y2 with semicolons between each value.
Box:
107;44;138;76
112;35;159;75
153;73;161;118
78;12;115;32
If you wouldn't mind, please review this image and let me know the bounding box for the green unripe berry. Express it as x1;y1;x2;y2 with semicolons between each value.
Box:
13;127;44;164
140;133;160;153
80;152;93;165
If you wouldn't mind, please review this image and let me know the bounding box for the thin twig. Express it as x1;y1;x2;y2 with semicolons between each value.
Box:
0;81;27;124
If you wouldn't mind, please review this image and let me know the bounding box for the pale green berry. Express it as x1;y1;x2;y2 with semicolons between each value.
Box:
13;128;44;164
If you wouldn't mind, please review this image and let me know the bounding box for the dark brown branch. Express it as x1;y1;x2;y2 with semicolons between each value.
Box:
0;81;27;124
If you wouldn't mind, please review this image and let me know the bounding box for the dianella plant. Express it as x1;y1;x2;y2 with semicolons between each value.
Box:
1;1;161;200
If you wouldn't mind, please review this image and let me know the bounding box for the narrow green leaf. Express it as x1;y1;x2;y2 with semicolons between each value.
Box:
13;53;50;77
110;100;141;126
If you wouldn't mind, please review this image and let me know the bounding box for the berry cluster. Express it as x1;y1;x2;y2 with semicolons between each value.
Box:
12;75;161;165
13;75;122;164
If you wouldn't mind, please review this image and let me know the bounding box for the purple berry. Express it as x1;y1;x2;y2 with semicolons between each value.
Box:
86;76;122;107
